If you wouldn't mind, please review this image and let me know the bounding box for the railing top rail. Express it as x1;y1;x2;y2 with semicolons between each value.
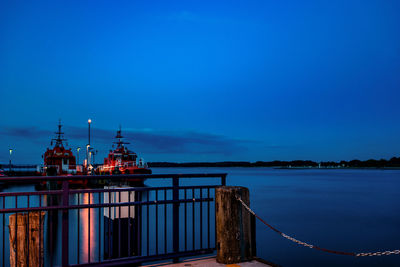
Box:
0;173;228;182
0;185;220;197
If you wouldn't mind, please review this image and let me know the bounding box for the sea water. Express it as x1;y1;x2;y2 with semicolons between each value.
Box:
151;167;400;267
1;168;399;266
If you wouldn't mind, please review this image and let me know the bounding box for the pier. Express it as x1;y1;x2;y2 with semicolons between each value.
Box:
0;173;260;266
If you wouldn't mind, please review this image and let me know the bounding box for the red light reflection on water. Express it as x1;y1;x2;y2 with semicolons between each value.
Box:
80;193;96;263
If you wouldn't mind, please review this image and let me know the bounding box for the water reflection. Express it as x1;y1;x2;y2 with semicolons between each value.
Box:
1;179;216;266
43;190;102;266
80;193;96;263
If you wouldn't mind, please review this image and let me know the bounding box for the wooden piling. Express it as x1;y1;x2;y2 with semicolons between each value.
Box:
215;186;256;264
9;212;45;267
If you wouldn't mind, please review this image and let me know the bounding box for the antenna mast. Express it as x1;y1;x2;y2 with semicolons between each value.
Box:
52;119;66;147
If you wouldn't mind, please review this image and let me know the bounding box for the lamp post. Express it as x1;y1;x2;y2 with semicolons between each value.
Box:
89;151;92;168
77;147;81;165
9;149;13;172
86;144;90;169
87;118;92;172
88;119;91;147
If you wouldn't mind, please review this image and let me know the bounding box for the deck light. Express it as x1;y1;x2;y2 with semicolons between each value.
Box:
9;148;13;172
77;147;81;165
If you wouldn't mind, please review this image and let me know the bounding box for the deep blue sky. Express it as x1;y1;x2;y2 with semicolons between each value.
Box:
1;0;400;164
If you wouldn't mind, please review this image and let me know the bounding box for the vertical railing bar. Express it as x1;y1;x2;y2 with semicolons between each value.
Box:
98;192;101;262
184;189;187;252
146;191;149;256
172;176;180;263
200;188;203;249
88;193;91;263
214;188;217;247
164;188;167;254
61;180;70;266
27;196;30;267
118;191;121;258
155;189;158;255
137;191;142;257
2;196;4;267
39;195;42;267
221;174;226;186
207;187;210;249
15;196;18;267
192;188;195;251
108;191;111;259
78;193;80;264
128;189;131;257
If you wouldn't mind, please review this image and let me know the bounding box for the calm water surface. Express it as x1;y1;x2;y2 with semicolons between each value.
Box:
152;167;400;267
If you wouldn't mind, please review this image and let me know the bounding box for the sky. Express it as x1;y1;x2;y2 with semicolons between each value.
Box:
1;0;400;164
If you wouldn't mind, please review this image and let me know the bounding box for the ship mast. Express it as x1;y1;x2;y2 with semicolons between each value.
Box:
52;119;66;147
113;126;130;149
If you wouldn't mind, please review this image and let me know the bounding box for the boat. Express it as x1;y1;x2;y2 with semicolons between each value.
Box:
40;121;87;186
97;128;152;177
41;121;78;175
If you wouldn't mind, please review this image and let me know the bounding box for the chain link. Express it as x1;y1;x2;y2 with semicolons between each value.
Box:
235;194;399;257
356;250;400;257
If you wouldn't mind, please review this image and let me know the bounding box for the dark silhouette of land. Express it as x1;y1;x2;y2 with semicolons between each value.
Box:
2;157;400;173
148;157;400;168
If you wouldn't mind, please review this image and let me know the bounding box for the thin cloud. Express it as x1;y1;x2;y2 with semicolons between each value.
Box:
66;126;251;155
0;126;52;144
0;125;253;156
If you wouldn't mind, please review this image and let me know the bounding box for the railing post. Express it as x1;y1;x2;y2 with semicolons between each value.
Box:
62;180;69;266
221;174;227;186
135;191;142;257
172;176;180;263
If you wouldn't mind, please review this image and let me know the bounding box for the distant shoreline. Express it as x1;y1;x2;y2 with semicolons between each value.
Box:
2;158;400;170
148;158;400;168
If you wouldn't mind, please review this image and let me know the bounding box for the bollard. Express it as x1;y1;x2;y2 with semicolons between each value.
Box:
9;211;45;267
216;186;256;264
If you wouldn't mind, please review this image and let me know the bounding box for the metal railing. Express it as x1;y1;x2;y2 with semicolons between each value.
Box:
0;173;227;266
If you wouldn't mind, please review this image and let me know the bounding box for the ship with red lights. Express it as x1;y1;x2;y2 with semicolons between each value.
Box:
41;121;79;176
97;128;152;175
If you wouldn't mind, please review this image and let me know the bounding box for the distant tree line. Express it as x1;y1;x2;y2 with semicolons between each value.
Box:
3;157;400;169
148;157;400;168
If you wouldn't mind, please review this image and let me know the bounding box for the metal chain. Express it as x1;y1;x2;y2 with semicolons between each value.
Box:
235;195;400;257
356;250;400;257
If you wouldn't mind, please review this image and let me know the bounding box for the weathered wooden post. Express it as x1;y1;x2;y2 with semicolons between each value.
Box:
216;186;256;264
9;211;45;267
28;212;45;266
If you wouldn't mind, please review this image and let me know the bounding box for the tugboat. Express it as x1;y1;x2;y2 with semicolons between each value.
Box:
97;128;151;176
42;121;78;176
40;121;88;187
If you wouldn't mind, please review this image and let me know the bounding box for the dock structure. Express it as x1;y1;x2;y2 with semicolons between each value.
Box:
143;256;274;267
0;173;223;266
0;173;272;267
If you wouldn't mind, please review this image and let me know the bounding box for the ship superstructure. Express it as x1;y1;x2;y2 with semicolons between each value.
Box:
42;121;77;175
98;128;151;175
